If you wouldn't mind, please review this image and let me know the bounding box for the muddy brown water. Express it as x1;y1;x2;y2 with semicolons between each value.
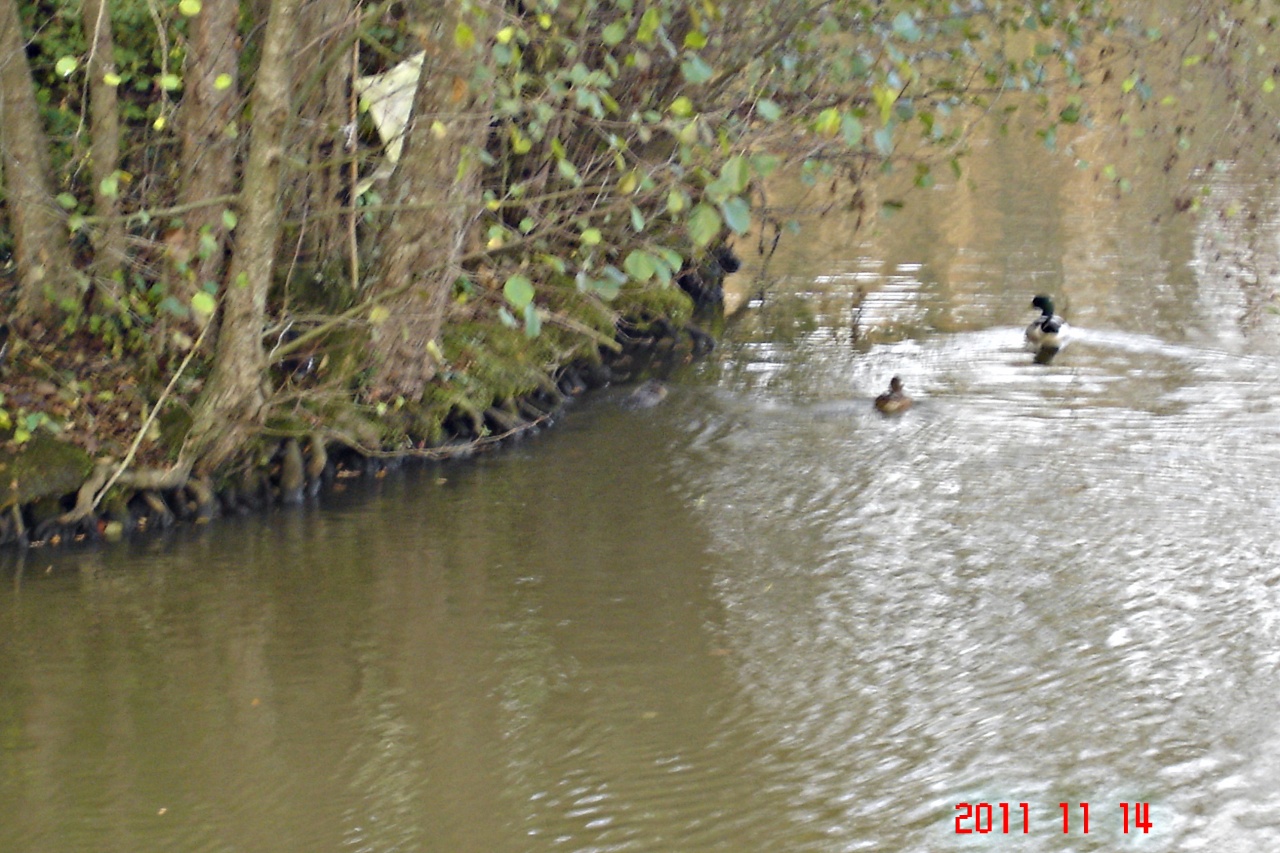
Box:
6;138;1280;851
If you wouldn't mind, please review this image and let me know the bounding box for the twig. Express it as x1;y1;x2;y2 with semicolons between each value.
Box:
348;39;362;291
89;319;211;512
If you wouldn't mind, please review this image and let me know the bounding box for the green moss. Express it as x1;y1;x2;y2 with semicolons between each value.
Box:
158;404;193;455
0;434;94;511
612;282;694;330
439;320;562;404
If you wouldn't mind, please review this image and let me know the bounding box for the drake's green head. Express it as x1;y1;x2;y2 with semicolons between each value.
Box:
1031;294;1055;316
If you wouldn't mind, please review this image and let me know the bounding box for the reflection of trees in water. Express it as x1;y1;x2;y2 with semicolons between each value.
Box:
1188;157;1280;343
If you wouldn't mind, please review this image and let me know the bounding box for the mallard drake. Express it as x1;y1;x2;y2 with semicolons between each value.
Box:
874;376;913;415
1026;294;1070;350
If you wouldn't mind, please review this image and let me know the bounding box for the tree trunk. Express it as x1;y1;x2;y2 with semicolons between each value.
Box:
81;0;127;311
176;0;241;298
186;0;299;472
0;0;79;324
366;4;491;401
289;0;356;292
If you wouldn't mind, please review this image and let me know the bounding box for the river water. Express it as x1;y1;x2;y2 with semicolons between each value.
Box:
7;133;1280;851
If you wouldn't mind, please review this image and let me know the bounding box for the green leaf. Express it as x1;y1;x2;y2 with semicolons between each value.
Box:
503;274;535;310
602;21;628;46
56;193;78;210
55;56;78;77
580;227;602;246
892;11;921;42
454;22;476;50
221;209;238;230
510;126;532;154
873;126;894;155
214;73;232;91
103;72;121;87
637;8;662;43
159;73;182;91
720;196;751;234
178;0;201;15
667;188;688;214
752;153;780;177
556;158;579;181
873;86;898;124
629;205;646;232
523;303;541;338
498;307;519;328
592;278;621;300
1265;77;1276;94
704;177;731;204
841;114;863;146
159;295;189;318
191;291;216;317
652;256;673;285
601;266;628;299
669;96;694;117
720;156;750;193
654;247;683;274
814;107;841;136
687;203;722;248
99;175;119;199
624;250;658;281
681;55;714;84
197;228;217;260
756;98;781;122
684;31;707;49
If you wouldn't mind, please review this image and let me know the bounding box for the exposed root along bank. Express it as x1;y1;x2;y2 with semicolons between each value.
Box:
0;310;717;550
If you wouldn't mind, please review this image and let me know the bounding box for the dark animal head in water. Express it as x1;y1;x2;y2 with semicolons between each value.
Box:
626;379;668;409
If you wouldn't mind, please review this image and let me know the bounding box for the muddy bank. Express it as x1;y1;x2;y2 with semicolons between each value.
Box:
0;289;724;551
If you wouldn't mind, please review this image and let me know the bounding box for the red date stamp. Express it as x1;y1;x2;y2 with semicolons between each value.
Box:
954;801;1152;835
